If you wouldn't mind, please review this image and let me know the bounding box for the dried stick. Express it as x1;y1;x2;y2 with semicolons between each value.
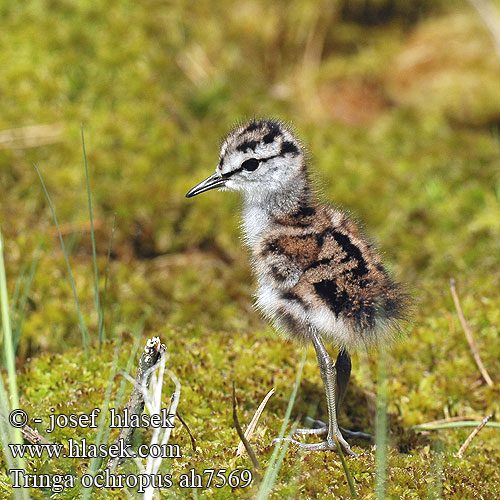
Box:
0;413;51;445
457;414;492;458
236;388;274;457
0;123;63;149
176;410;197;452
21;424;51;445
418;415;486;427
232;382;259;471
107;337;166;470
302;0;338;71
450;279;493;387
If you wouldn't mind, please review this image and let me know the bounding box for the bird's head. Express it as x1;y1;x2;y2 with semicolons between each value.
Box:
186;120;305;201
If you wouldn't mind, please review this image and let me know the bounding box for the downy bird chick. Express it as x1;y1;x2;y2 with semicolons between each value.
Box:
186;119;406;455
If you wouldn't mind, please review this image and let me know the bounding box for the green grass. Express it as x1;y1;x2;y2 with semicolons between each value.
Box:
81;339;122;500
33;163;90;356
335;435;358;498
0;228;20;411
81;126;104;350
256;350;306;499
0;228;28;500
375;343;388;500
1;0;500;498
12;241;41;352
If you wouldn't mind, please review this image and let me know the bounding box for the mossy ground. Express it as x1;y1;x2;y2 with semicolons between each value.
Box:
1;0;500;498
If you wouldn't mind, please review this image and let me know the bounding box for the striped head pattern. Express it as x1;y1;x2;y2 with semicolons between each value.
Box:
186;120;305;200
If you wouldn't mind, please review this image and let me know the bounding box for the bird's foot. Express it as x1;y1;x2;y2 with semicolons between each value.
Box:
340;427;372;441
273;429;358;456
293;417;328;436
294;417;372;441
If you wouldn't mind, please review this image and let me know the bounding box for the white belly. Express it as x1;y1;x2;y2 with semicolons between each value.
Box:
254;279;355;349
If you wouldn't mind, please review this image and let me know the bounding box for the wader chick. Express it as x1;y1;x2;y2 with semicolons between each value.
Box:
186;120;406;455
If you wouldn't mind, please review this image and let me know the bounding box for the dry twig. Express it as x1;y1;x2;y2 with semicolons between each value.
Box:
21;424;51;445
232;382;260;471
418;415;487;427
457;414;493;458
236;388;274;457
449;279;493;387
0;414;51;445
107;337;166;471
176;409;197;452
0;124;63;149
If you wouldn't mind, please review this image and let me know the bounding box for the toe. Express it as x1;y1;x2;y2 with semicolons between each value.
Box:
293;427;327;436
340;426;372;441
304;416;328;429
334;434;358;457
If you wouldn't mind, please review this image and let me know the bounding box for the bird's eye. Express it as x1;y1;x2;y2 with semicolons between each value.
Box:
241;158;260;171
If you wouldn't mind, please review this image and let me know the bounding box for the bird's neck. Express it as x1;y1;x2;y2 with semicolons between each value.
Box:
241;173;312;247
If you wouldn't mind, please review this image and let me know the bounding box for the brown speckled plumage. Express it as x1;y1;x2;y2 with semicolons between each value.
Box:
256;202;406;346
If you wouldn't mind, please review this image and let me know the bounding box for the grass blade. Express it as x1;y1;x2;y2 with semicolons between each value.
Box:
0;228;20;411
81;340;122;500
257;349;307;499
375;343;388;500
82;313;148;498
9;262;26;322
0;378;15;471
13;239;42;351
493;125;500;206
33;163;89;356
427;440;443;500
413;421;500;431
262;418;300;496
0;377;28;500
335;435;358;498
99;214;116;347
0;228;28;499
81;126;103;350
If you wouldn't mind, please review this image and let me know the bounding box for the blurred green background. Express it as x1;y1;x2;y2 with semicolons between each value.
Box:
1;0;499;356
1;0;500;497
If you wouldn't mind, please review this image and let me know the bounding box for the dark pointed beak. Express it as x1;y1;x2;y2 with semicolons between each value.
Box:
185;172;226;198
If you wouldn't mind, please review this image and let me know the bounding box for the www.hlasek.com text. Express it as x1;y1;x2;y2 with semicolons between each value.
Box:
9;437;181;460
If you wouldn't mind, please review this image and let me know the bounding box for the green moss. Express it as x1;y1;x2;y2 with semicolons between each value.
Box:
2;310;500;498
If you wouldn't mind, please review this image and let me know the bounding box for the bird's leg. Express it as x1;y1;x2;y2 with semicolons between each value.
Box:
295;350;371;441
335;348;351;408
295;348;351;437
275;331;357;455
336;349;372;440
